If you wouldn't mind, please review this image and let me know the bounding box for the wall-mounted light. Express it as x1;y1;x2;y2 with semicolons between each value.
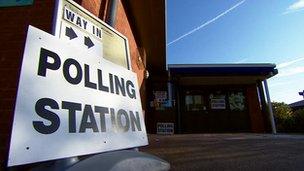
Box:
145;69;149;79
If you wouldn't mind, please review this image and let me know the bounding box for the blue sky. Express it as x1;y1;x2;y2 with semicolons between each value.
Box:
167;0;304;104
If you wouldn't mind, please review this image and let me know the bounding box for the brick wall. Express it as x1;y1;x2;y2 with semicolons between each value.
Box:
115;0;147;109
247;84;265;132
0;1;55;168
81;0;146;107
81;0;102;16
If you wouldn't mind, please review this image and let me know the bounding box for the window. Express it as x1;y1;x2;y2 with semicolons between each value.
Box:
228;92;246;111
185;94;206;111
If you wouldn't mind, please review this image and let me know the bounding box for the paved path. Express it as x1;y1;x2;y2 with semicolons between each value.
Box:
140;134;304;171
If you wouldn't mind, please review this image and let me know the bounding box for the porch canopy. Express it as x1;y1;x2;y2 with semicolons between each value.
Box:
168;64;278;85
168;63;278;133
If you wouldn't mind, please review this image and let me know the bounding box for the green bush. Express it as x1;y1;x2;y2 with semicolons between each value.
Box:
272;102;304;132
272;102;295;132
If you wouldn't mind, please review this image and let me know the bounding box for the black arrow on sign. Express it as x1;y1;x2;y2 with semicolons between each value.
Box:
65;27;77;40
84;36;94;49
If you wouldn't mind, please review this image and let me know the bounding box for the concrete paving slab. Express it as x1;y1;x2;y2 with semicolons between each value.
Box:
140;134;304;171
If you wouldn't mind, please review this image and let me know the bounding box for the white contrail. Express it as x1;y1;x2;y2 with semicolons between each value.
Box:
167;0;246;46
277;66;304;77
282;8;304;15
277;57;304;69
234;58;248;64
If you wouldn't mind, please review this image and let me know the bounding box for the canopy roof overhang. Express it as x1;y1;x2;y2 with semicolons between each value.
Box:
289;100;304;108
168;64;278;85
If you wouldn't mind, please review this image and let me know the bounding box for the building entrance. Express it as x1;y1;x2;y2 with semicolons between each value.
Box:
180;87;251;133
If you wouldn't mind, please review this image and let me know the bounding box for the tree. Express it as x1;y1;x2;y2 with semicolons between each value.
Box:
272;102;295;132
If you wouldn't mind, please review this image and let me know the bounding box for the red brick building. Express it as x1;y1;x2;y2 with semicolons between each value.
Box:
146;64;277;134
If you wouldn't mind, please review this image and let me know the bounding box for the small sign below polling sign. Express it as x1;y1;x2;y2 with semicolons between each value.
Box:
157;123;174;135
8;26;148;166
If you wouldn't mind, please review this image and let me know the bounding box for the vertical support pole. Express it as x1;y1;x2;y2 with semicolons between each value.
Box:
257;81;267;114
176;80;182;134
106;0;118;27
257;81;269;131
263;79;277;134
167;82;172;107
52;0;60;35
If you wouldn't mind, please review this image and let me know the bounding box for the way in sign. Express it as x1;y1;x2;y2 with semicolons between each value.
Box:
65;26;95;48
64;6;102;40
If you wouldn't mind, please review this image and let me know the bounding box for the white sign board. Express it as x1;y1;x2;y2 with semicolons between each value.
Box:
210;99;226;109
8;26;148;166
53;0;131;69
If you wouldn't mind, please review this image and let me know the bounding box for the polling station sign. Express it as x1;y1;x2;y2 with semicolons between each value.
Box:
8;26;148;166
